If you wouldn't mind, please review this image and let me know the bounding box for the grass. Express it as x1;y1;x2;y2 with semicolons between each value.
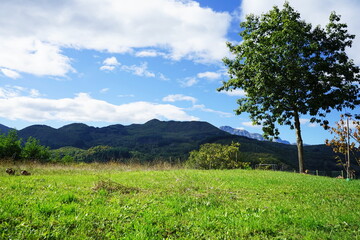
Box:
0;162;359;239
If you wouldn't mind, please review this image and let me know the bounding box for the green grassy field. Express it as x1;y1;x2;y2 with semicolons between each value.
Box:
0;163;359;239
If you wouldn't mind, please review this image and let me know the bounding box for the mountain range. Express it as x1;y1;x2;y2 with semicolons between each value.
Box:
220;126;291;144
0;119;345;171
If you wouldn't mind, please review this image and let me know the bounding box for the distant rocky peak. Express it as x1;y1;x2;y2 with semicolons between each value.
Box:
219;126;290;145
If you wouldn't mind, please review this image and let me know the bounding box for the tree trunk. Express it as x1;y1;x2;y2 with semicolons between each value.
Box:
294;111;305;173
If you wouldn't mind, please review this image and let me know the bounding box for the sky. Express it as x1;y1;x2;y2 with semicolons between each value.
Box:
0;0;359;145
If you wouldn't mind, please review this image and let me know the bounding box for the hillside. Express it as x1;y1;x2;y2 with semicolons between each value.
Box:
0;124;12;134
2;119;342;170
1;166;359;239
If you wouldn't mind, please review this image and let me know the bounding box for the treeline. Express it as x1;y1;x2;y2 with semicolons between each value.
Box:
0;130;50;161
51;146;133;163
0;130;181;164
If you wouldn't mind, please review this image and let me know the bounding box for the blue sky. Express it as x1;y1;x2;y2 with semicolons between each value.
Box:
0;0;359;145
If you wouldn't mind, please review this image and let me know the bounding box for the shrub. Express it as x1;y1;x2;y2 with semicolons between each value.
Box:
186;142;250;169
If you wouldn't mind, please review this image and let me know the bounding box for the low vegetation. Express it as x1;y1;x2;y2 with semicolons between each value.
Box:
186;142;250;169
1;162;359;239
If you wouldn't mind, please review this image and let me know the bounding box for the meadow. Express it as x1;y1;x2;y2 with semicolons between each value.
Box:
0;162;359;239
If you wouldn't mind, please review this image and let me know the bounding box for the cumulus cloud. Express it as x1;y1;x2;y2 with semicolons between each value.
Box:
0;92;198;123
1;68;21;79
220;89;246;97
100;65;116;71
240;0;360;64
103;57;120;66
0;0;231;77
162;94;197;104
100;57;120;71
197;71;222;80
0;37;74;77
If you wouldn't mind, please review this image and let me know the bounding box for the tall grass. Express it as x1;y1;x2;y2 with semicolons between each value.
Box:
1;162;359;239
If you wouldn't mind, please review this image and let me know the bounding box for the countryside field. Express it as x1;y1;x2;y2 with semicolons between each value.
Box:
0;163;359;239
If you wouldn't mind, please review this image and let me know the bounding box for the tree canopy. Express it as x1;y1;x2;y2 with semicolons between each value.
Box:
218;2;360;172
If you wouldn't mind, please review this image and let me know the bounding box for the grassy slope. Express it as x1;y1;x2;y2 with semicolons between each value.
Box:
0;163;359;239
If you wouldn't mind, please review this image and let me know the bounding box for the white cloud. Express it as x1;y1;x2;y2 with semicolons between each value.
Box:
163;94;197;104
103;57;120;66
100;65;116;71
121;62;155;78
158;73;169;81
0;0;232;76
242;121;262;128
0;86;42;98
118;94;135;98
0;37;74;77
220;89;246;97
192;104;232;118
100;56;120;71
240;0;360;65
135;50;165;58
100;88;109;93
100;58;159;78
180;77;198;87
29;89;41;97
0;92;198;123
300;118;318;127
197;71;221;80
1;68;21;79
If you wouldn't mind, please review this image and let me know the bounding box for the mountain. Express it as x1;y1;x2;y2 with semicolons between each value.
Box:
0;124;12;134
17;119;229;160
14;119;346;171
220;126;291;145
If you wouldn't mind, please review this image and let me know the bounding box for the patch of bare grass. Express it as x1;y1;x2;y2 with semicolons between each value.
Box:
92;179;140;194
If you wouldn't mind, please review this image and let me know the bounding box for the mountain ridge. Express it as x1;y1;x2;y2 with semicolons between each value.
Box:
220;126;291;145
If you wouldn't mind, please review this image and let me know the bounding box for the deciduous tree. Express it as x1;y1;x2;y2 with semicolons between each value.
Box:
218;2;360;172
326;114;360;168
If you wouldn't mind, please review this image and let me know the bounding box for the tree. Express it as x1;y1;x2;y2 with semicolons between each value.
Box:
0;130;22;159
218;2;360;173
326;114;360;169
21;136;51;162
186;142;250;169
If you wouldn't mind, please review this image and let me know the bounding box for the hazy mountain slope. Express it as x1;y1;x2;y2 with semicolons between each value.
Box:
220;126;291;144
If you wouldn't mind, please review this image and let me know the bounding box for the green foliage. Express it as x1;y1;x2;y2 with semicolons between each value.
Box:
51;146;131;163
219;2;360;173
0;131;51;162
0;165;359;239
0;130;22;159
186;142;250;169
21;137;51;162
